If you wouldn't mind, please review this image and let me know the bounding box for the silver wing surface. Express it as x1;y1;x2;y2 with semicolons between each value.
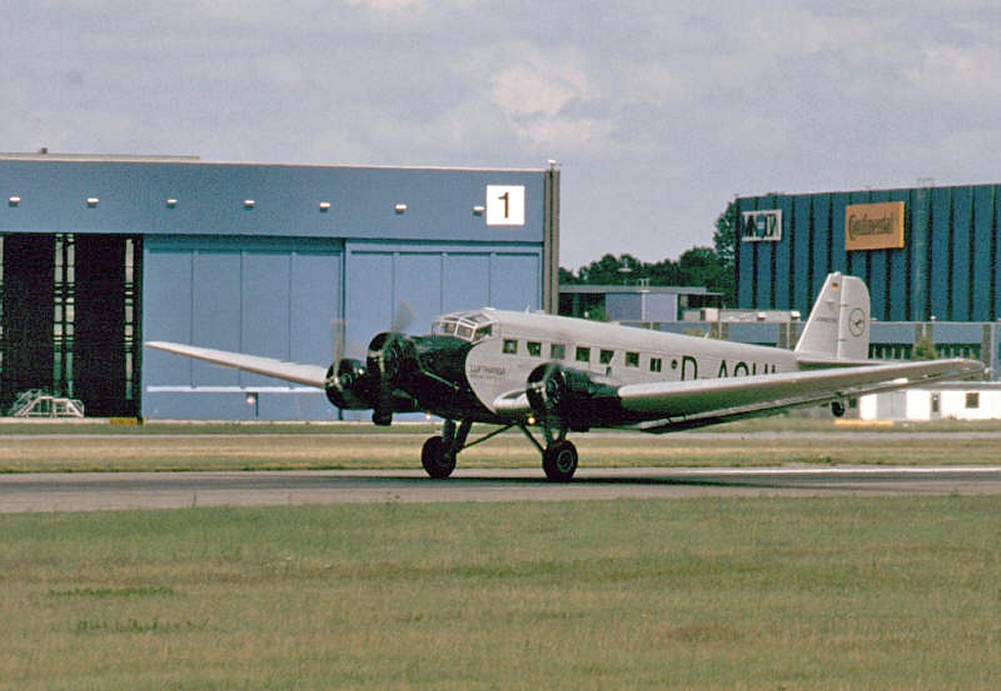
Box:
494;358;982;433
147;341;329;389
621;358;981;432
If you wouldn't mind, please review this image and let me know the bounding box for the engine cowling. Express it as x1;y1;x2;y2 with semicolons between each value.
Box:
366;331;419;425
526;364;615;432
324;358;374;410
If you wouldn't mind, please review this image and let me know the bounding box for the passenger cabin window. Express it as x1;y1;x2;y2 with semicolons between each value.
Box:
503;339;518;354
527;341;542;357
576;346;590;363
599;349;614;365
551;344;566;359
625;352;640;367
650;357;663;373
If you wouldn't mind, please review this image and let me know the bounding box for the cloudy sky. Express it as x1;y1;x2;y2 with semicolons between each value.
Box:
4;1;999;268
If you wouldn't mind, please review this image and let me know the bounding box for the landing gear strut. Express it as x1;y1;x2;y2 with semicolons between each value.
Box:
420;418;580;482
519;420;578;483
421;419;470;479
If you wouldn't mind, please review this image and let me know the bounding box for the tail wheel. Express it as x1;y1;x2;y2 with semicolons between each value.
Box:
421;437;456;479
543;440;578;483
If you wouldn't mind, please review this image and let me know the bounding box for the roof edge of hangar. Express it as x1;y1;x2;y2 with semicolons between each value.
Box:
0;152;554;173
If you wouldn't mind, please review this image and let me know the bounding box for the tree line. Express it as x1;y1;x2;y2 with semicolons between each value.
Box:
560;202;737;306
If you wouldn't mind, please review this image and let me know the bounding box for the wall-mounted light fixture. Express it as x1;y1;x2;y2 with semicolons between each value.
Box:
86;197;100;207
319;201;331;212
166;198;178;208
8;196;21;207
244;199;256;209
245;392;259;419
394;203;407;214
472;205;485;217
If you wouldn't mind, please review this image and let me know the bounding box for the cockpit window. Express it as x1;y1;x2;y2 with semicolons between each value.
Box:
432;311;498;344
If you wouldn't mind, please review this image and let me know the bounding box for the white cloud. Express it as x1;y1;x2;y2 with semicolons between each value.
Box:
451;41;627;159
514;116;617;158
486;44;595;118
193;0;283;25
345;0;426;10
710;9;885;84
907;42;1001;103
491;66;583;119
255;55;305;88
4;2;1001;266
300;127;375;164
610;61;691;108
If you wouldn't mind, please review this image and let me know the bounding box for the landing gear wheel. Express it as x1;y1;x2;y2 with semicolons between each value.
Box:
421;436;456;479
543;440;578;482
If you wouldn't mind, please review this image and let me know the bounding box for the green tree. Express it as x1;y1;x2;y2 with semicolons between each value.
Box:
560;200;738;303
913;336;937;361
577;253;646;285
647;257;680;286
558;266;579;286
713;200;737;305
677;247;721;288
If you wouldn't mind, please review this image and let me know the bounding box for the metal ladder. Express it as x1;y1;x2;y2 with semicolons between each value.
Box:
8;389;86;418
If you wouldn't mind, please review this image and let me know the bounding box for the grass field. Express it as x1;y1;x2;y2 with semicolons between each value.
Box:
1;497;998;690
2;421;998;688
3;418;1001;473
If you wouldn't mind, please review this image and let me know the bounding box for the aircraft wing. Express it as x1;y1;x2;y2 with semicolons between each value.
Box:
619;358;981;432
146;341;329;389
494;358;982;433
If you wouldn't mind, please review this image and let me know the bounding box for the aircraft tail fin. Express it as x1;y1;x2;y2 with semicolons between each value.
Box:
794;272;870;363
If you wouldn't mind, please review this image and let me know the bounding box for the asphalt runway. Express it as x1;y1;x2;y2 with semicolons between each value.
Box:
2;466;999;513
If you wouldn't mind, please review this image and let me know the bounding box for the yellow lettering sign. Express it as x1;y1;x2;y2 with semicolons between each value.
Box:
845;201;905;250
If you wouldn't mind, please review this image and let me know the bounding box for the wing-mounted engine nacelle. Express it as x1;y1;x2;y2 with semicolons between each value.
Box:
526;364;617;432
325;358;375;410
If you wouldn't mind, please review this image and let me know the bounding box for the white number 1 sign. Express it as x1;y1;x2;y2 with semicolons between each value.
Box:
485;185;525;226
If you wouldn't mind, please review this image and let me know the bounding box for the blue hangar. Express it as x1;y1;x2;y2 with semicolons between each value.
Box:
0;153;560;420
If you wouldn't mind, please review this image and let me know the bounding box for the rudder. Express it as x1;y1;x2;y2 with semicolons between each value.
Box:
795;272;870;362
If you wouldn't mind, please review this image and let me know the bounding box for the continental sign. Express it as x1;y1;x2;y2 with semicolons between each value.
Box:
845;201;905;251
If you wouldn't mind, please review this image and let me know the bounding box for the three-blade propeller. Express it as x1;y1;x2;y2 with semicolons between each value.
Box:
325;304;419;425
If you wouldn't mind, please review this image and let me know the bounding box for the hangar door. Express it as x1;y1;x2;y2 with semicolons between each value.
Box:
142;237;343;420
343;243;542;354
0;233;142;417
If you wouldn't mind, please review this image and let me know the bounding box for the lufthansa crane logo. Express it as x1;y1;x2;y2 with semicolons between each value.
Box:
848;308;866;337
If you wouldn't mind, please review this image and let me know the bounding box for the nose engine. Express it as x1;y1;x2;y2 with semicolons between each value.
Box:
366;331;418;425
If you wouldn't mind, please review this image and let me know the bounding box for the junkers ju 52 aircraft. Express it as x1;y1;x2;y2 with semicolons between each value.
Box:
148;273;982;482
